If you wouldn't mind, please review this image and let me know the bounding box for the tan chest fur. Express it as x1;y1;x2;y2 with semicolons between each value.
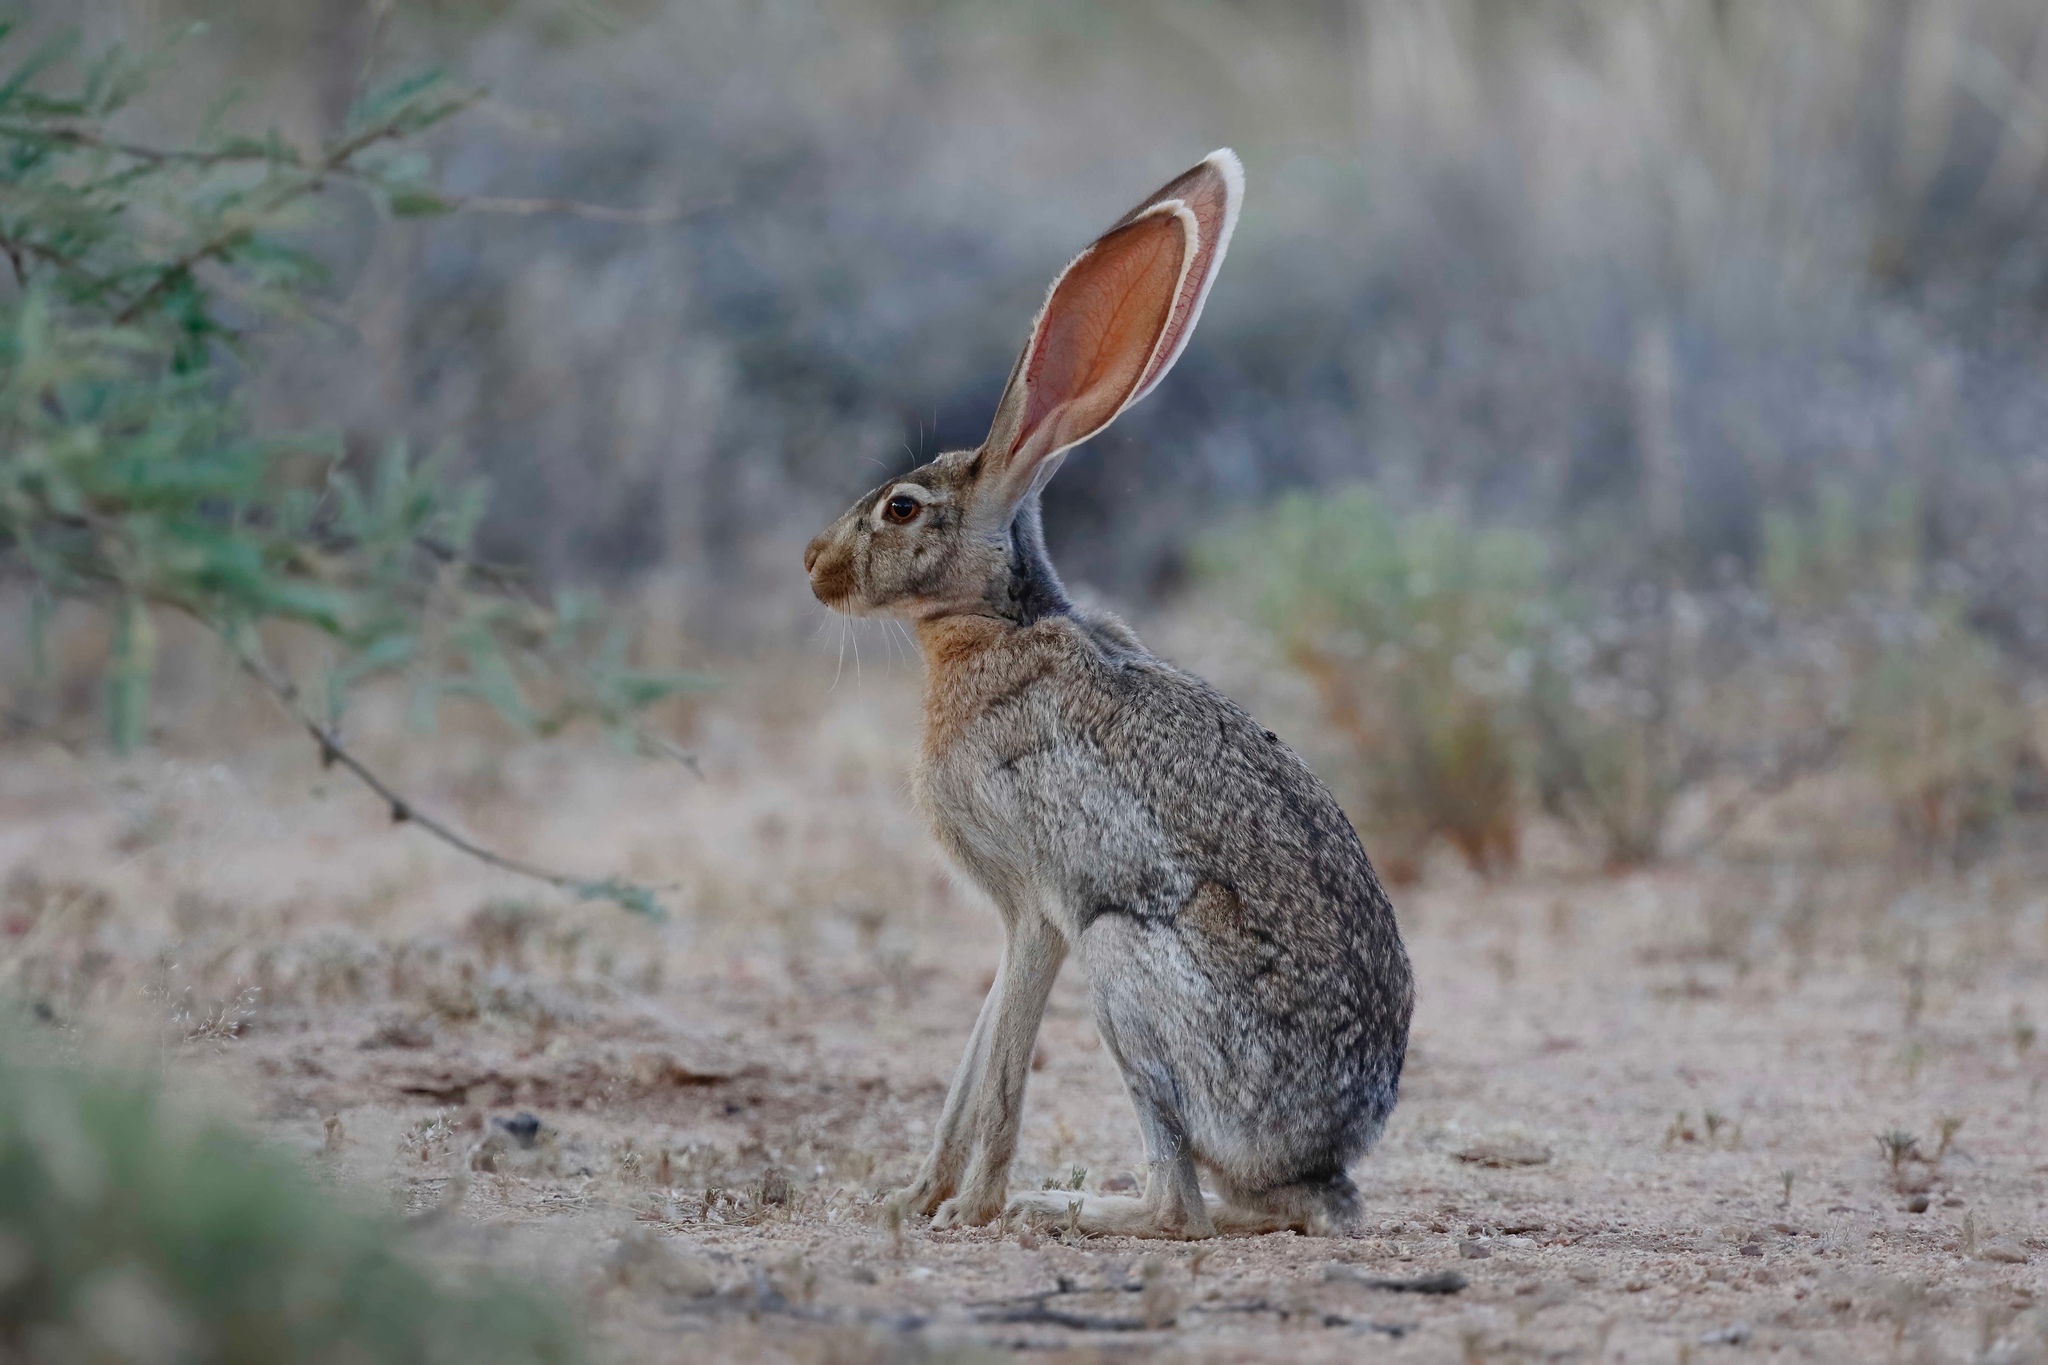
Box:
913;615;1079;758
910;614;1085;883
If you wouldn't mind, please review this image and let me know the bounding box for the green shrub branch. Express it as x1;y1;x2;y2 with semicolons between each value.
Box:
0;25;698;915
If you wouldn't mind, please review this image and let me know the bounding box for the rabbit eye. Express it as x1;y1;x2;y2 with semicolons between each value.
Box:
883;493;922;525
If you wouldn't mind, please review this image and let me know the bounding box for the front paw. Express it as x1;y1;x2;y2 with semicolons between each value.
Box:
888;1173;954;1219
931;1189;1005;1229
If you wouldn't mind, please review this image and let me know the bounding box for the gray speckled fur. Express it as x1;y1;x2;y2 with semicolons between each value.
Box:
932;514;1408;1226
802;153;1412;1239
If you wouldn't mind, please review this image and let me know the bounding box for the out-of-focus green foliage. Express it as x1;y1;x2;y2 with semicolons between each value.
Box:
0;26;702;906
1853;612;2025;863
1761;482;2035;866
1761;482;1924;611
1216;479;2044;875
0;1022;581;1364
1213;486;1708;875
1523;594;1717;872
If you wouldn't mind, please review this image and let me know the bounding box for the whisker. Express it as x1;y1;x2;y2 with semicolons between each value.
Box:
831;619;847;692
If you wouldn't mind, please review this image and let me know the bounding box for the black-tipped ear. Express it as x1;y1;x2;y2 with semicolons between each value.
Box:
980;149;1243;513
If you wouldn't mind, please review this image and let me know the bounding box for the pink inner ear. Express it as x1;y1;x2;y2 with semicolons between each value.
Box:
1011;209;1190;462
1133;166;1231;399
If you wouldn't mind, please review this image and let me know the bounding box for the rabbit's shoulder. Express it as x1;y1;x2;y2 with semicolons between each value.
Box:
917;611;1351;860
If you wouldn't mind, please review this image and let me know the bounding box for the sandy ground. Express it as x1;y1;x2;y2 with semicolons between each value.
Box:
2;647;2045;1364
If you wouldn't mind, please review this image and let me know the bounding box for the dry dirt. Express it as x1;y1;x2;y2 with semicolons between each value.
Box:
2;649;2045;1364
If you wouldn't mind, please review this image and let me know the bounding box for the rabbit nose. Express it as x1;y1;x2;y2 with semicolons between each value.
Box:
803;534;825;575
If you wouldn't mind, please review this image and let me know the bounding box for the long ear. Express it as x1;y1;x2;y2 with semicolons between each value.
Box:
980;148;1243;511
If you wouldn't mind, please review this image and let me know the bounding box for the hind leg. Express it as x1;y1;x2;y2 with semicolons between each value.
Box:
1208;1168;1362;1237
1113;1053;1215;1237
1010;1166;1362;1240
1008;932;1215;1239
1005;1078;1214;1238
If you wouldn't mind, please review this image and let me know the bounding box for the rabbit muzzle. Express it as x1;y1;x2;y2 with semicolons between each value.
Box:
804;523;860;609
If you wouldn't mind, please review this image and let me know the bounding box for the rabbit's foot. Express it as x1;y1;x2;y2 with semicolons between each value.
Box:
1006;1190;1217;1240
888;1170;957;1219
931;1187;1006;1228
1207;1171;1363;1237
1208;1202;1307;1236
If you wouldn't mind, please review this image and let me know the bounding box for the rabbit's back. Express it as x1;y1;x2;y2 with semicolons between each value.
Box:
917;610;1413;1181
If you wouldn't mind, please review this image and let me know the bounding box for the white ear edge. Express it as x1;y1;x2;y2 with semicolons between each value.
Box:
1008;199;1200;468
1127;147;1242;407
1115;199;1201;431
981;149;1244;515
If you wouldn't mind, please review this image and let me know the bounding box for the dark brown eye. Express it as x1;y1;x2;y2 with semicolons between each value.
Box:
883;493;921;525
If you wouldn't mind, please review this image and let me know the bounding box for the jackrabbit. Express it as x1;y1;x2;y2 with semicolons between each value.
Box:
803;150;1413;1238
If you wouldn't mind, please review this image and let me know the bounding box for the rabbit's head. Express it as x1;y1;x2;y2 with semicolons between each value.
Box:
805;150;1241;622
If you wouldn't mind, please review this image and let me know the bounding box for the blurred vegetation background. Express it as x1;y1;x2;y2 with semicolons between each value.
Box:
5;6;2048;1353
7;0;2048;865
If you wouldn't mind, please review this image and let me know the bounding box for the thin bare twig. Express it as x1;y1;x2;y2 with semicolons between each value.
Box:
221;629;665;915
969;1280;1142;1309
0;230;89;278
0;121;275;166
110;94;481;325
353;0;396;117
637;732;705;780
1319;1266;1468;1294
973;1305;1159;1331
